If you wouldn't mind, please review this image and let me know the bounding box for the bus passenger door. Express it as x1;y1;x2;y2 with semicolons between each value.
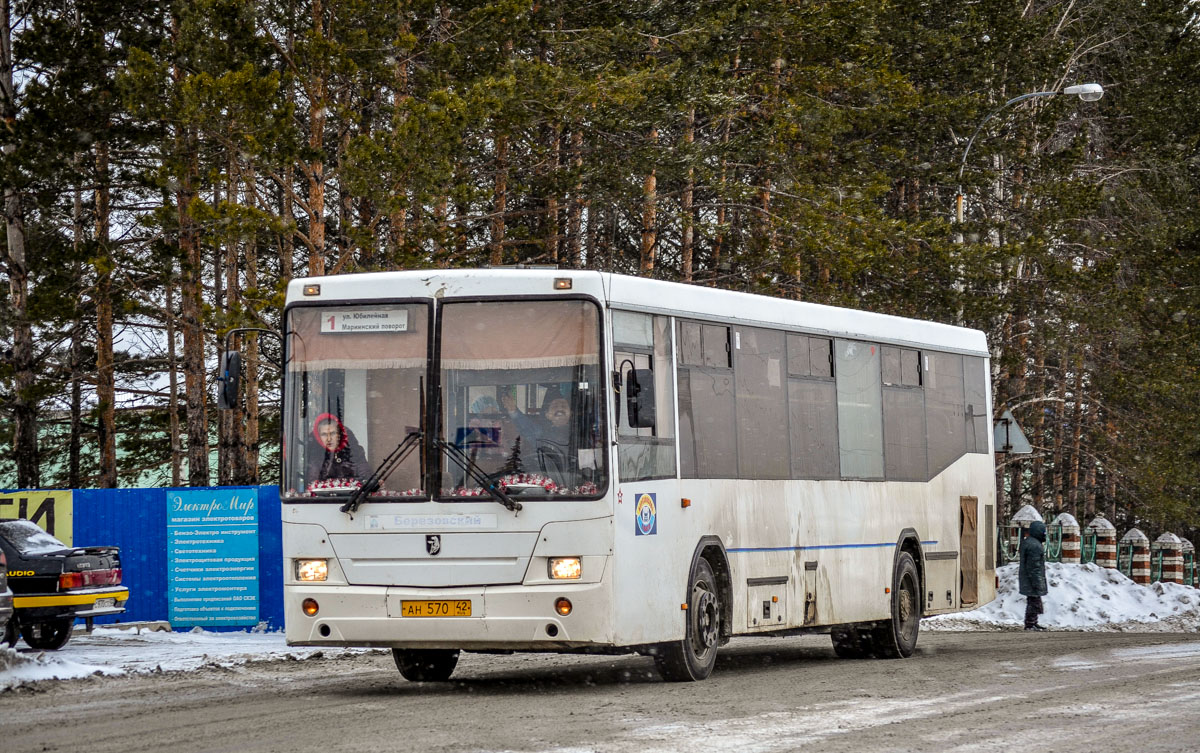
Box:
611;312;682;644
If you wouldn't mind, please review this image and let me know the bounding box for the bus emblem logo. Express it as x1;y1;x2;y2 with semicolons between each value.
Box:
635;494;657;536
426;535;442;555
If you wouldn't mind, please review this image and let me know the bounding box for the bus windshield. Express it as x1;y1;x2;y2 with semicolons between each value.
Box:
437;299;606;498
283;303;428;498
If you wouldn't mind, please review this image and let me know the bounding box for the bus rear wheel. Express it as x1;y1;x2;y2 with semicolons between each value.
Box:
872;551;921;659
654;557;721;682
392;648;460;682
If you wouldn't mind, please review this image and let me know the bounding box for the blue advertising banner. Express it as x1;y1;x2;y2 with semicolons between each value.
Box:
166;488;260;627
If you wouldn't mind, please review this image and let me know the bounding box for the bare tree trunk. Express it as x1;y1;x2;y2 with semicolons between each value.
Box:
431;194;448;265
1068;352;1085;517
224;155;245;484
1052;392;1064;511
215;177;230;486
95;140;118;488
178;142;208;485
335;125;353;272
713;49;740;283
681;108;695;282
166;271;182;486
388;23;410;257
306;0;327;276
68;173;85;488
546;127;561;263
490;131;508;266
1029;337;1046;508
244;166;260;483
566;130;583;268
1;0;38;488
584;203;598;269
281;165;295;282
639;127;658;274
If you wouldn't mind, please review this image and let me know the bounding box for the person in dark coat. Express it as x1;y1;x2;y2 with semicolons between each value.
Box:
1019;520;1049;631
306;413;368;484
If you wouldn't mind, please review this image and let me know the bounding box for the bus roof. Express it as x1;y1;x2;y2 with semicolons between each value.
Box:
288;269;989;357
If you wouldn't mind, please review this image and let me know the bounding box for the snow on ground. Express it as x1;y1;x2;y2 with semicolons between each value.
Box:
926;562;1200;632
3;562;1198;692
0;624;369;691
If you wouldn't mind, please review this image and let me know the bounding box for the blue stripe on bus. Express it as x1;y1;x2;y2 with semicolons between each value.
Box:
727;540;937;553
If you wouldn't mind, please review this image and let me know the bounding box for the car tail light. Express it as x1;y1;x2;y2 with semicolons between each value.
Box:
89;567;122;586
59;572;84;590
60;568;122;590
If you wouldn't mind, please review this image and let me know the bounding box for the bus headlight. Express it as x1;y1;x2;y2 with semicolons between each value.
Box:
548;557;582;580
296;559;328;582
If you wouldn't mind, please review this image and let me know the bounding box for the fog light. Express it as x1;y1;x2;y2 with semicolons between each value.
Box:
296;558;328;581
548;557;582;580
302;598;320;617
554;597;572;616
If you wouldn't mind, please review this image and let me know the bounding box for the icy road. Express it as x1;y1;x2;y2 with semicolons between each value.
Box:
3;630;1200;753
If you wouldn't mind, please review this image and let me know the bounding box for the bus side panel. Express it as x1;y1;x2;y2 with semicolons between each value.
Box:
609;477;693;646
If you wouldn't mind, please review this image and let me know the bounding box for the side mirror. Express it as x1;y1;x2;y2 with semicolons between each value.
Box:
625;368;656;429
217;351;242;410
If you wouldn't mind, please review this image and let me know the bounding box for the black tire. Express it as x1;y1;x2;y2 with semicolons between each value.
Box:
21;617;74;650
2;616;18;648
873;551;921;659
830;625;871;659
392;648;460;682
653;557;721;682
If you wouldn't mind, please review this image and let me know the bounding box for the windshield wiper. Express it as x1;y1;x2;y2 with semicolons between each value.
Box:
341;431;423;515
434;439;522;513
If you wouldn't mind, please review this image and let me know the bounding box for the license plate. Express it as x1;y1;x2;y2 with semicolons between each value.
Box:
93;598;116;609
400;600;472;617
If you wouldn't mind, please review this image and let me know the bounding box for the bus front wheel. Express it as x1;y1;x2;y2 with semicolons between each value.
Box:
872;551;921;659
392;648;460;682
654;557;721;682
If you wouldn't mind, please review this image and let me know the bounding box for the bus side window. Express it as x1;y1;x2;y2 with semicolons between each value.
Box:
612;312;676;481
926;351;966;475
678;319;736;479
882;346;928;481
787;335;839;480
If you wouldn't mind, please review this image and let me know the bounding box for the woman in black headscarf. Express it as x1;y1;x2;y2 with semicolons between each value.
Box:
306;412;368;484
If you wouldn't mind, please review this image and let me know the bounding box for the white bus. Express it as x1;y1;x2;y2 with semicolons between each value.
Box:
276;269;996;681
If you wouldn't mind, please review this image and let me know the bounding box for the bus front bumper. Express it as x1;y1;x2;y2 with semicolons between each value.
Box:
284;581;613;650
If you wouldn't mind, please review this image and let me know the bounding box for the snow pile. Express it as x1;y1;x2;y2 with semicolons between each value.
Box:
0;625;365;691
926;562;1200;632
0;646;117;688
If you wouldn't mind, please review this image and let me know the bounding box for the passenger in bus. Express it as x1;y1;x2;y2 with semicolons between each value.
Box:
308;413;368;483
1020;520;1049;631
529;392;574;482
498;387;539;444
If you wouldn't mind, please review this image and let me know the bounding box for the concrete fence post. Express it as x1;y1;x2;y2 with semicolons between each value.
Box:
1087;516;1117;569
1054;513;1081;564
1153;533;1184;585
1122;528;1151;585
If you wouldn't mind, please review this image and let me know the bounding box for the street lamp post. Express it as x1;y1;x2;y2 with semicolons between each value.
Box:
955;83;1103;223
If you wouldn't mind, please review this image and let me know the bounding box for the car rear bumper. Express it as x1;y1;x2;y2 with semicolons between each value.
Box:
13;586;129;620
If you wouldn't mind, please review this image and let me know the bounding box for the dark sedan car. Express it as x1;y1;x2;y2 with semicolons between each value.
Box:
0;548;13;647
0;519;128;650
